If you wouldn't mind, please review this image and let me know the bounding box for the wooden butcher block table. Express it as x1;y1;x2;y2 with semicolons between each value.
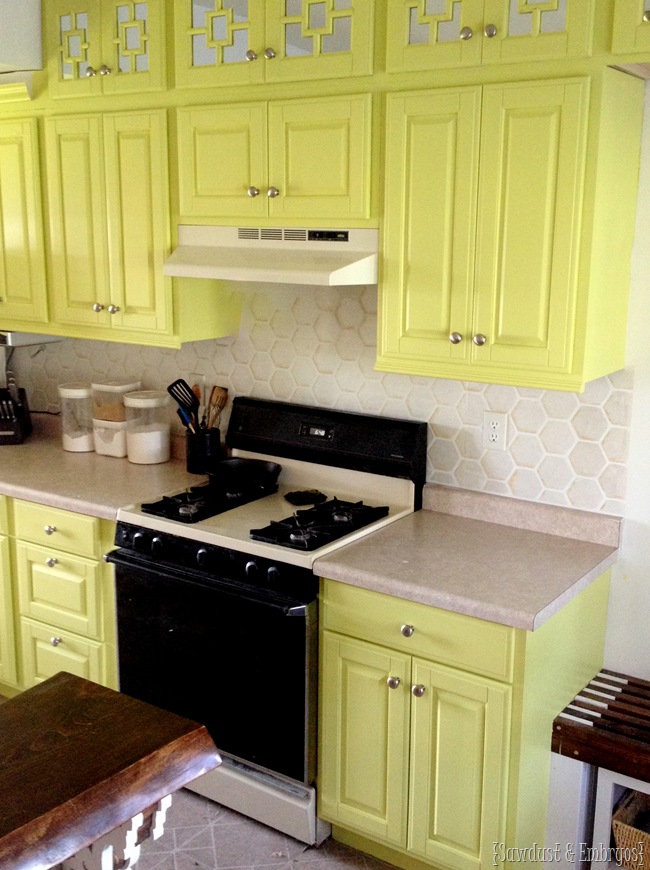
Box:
0;671;221;870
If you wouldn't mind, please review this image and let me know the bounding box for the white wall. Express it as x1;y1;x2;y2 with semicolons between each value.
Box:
605;81;650;679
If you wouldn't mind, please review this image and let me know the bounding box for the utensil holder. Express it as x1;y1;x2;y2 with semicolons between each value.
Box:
186;429;225;474
0;388;32;444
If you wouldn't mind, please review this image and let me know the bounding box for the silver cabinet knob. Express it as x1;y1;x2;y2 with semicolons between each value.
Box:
473;333;487;346
401;624;414;638
412;684;426;698
46;557;58;568
644;11;650;22
264;47;277;59
108;304;120;314
92;302;104;312
484;23;498;37
50;636;63;647
44;524;57;535
245;49;258;61
387;676;401;690
459;26;473;40
267;186;280;198
247;186;260;197
85;65;97;77
99;64;112;75
449;332;463;344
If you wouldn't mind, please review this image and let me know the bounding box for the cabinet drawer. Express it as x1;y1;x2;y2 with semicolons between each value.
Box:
13;500;101;557
15;542;101;639
19;617;103;688
0;497;7;535
321;581;515;683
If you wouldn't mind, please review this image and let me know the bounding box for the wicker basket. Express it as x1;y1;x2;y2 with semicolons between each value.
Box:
612;791;650;869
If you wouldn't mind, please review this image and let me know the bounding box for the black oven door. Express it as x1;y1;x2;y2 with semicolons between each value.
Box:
107;550;318;786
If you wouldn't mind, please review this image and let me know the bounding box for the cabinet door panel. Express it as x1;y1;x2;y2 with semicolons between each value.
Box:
16;542;100;639
177;103;268;218
99;0;166;94
612;1;650;54
0;120;48;325
46;0;103;97
380;89;480;368
103;111;171;333
408;659;510;870
20;617;103;688
472;80;588;372
264;0;374;82
174;0;266;88
45;115;111;328
268;95;371;220
319;632;410;846
0;536;17;687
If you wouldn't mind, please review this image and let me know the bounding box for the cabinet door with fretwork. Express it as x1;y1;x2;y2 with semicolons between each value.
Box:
45;0;165;98
386;0;594;72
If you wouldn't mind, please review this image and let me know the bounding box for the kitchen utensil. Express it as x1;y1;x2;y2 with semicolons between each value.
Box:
6;371;20;405
208;457;281;491
177;406;196;434
205;385;228;430
167;378;200;426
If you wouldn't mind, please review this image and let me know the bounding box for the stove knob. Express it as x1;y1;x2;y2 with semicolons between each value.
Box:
196;547;209;568
267;566;281;585
150;536;165;558
132;531;147;552
245;560;259;580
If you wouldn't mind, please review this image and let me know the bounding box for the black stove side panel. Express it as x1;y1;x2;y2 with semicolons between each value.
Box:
226;398;428;508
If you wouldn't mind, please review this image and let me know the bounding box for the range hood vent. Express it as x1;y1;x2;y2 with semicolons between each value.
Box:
164;226;379;287
0;0;42;73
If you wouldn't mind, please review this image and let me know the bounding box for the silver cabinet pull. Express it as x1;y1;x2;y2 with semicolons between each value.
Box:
401;624;414;638
484;23;497;38
644;11;650;21
50;636;63;647
108;304;120;314
473;333;487;346
267;186;280;198
387;676;401;690
245;49;258;61
92;302;104;312
264;47;276;59
247;186;260;197
459;26;473;40
412;684;426;698
46;557;58;568
85;66;97;77
449;332;463;344
99;64;112;75
44;524;57;535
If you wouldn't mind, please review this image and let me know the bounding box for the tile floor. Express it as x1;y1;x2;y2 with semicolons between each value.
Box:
137;788;397;870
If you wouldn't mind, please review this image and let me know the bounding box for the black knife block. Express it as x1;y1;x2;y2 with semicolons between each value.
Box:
0;388;32;444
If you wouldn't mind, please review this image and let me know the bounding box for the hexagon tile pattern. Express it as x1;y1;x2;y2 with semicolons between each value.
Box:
13;285;632;516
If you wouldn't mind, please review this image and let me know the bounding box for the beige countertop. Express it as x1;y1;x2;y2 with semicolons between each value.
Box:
313;486;620;631
0;416;199;520
2;419;621;632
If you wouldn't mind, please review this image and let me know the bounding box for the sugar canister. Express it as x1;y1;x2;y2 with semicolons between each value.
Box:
124;391;171;464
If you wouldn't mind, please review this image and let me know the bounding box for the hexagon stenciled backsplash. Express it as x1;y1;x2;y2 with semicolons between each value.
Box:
12;285;632;516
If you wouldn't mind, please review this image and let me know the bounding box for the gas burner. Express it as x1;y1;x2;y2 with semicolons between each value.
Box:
141;479;278;523
250;498;389;551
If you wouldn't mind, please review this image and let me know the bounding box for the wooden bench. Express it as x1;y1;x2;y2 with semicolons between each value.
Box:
552;669;650;852
0;671;221;870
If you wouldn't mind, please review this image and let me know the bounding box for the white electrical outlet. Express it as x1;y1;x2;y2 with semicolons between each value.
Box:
482;411;508;451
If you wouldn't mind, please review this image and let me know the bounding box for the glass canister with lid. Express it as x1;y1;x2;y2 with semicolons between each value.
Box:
58;382;94;452
124;391;171;464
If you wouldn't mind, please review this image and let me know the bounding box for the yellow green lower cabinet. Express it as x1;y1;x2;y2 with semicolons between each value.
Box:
0;498;17;688
318;575;610;870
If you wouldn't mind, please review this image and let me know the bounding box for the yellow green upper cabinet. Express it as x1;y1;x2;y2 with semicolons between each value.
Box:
0;119;48;326
45;110;172;339
45;0;166;98
612;0;650;54
377;68;644;392
177;94;372;222
386;0;595;71
173;0;374;88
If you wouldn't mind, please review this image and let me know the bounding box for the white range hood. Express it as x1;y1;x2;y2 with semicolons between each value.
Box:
0;0;42;73
164;226;379;287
